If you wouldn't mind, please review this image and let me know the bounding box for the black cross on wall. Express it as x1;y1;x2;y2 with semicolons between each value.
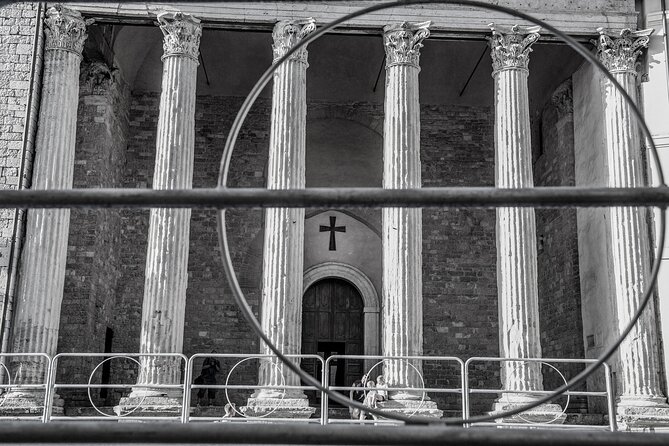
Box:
319;216;346;251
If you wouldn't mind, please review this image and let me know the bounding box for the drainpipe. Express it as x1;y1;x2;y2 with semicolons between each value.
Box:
0;2;45;383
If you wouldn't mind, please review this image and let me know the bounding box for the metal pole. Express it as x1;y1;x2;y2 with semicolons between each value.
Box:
0;187;668;209
0;422;668;444
322;356;329;425
461;359;469;428
604;363;617;432
182;356;193;423
42;355;56;423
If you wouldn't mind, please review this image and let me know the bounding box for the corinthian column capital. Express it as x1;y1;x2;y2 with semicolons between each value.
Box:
272;18;316;63
157;11;202;62
383;21;431;69
488;23;540;73
593;28;653;74
44;5;92;56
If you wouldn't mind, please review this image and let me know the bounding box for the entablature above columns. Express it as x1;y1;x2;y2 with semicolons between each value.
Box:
65;2;637;39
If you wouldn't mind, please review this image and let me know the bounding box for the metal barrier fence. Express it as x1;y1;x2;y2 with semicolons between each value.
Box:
0;352;615;429
322;355;466;426
0;353;51;422
184;353;325;424
464;357;616;431
46;353;188;423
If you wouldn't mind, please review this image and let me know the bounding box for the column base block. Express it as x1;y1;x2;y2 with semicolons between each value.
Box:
242;395;316;419
0;390;64;417
114;393;183;417
617;397;669;431
376;399;443;419
491;399;566;424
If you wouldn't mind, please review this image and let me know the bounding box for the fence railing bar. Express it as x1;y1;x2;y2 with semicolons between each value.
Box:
0;187;668;209
471;422;611;430
0;352;616;430
467;389;608;396
53;383;184;389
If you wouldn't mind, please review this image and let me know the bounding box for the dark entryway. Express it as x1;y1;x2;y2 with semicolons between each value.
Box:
301;278;364;400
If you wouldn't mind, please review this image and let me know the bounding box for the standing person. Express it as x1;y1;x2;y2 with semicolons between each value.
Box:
195;351;221;406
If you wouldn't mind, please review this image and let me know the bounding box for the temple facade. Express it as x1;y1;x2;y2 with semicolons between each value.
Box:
1;0;669;429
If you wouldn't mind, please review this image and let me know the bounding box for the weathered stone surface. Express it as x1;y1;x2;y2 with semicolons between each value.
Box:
533;79;587;413
110;95;501;416
489;24;562;422
492;400;567;425
249;19;315;416
242;396;315;419
66;2;637;36
2;5;88;414
0;2;40;390
381;21;440;418
595;27;669;428
119;11;201;411
376;398;442;419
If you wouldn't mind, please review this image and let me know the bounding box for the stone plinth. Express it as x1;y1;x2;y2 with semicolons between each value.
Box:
376;399;443;419
242;396;314;419
492;398;567;425
113;395;183;418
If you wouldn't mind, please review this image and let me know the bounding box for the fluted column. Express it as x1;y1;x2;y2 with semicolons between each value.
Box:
377;22;440;417
490;24;544;402
489;26;563;422
381;21;429;401
595;28;669;424
4;5;89;408
130;11;201;399
244;19;316;418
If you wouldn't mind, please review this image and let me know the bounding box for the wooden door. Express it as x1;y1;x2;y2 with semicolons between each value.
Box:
302;278;364;389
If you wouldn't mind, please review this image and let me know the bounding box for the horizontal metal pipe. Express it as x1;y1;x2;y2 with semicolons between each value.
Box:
0;422;667;445
0;187;667;209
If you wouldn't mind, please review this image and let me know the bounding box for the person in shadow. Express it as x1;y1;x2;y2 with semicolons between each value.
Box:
195;350;221;406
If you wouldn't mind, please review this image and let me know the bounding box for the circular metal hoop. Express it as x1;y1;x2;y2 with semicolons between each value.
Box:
216;0;667;426
0;362;11;408
87;356;145;418
224;357;286;418
363;359;426;417
501;361;570;425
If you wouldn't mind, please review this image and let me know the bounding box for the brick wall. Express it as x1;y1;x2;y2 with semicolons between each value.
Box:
533;79;587;412
96;94;271;406
420;105;499;415
0;2;40;354
60;91;587;414
56;63;130;406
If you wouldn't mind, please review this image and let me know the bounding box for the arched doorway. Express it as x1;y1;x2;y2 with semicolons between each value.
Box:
301;278;364;391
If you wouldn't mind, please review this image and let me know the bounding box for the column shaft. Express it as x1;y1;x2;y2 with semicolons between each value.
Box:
9;6;88;388
489;25;545;401
135;12;200;393
494;69;543;394
251;19;314;412
382;21;430;400
597;28;666;404
259;33;308;396
383;58;423;394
